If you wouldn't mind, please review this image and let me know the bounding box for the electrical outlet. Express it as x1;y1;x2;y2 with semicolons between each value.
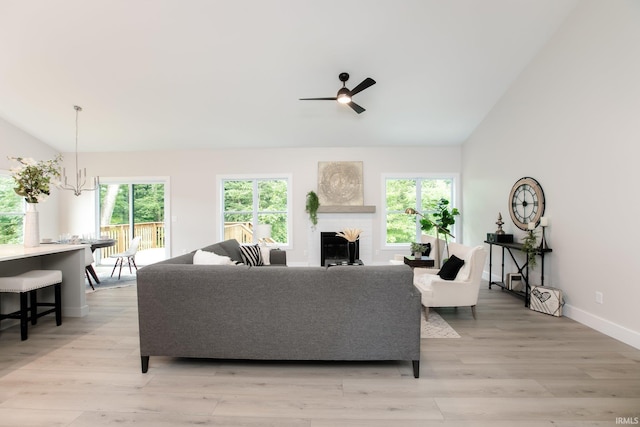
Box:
595;291;603;304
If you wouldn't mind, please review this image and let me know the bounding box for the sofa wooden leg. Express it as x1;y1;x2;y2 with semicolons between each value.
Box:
412;360;420;378
422;306;429;321
471;305;477;319
141;356;149;373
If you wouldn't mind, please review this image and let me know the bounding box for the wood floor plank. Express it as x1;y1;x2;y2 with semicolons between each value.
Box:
434;397;640;422
212;396;443;420
0;282;639;426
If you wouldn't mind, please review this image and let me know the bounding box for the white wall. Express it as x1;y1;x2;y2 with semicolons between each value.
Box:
462;0;640;348
0;116;61;238
64;146;461;265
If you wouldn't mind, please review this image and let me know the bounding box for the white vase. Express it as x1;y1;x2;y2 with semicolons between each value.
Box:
24;202;40;248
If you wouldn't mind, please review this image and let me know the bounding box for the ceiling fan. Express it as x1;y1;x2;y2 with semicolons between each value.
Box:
300;72;376;114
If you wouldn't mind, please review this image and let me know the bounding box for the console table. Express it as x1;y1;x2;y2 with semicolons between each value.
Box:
484;240;552;307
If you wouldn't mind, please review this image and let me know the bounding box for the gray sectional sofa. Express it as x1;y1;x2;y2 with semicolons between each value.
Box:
136;239;422;377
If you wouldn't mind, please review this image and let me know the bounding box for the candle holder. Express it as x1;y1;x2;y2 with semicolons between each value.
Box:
538;217;549;250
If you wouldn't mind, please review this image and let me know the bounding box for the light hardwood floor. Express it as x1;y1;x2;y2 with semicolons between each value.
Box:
0;282;639;426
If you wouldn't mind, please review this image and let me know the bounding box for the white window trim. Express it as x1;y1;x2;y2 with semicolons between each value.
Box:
380;172;461;250
216;173;293;249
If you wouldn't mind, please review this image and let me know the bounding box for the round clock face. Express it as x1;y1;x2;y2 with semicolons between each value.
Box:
509;177;545;230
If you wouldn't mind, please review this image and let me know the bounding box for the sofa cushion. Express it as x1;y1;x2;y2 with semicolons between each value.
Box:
240;244;264;266
200;239;243;263
193;250;235;265
438;254;465;280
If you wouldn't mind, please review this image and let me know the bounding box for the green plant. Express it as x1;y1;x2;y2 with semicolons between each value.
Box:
521;229;538;269
419;198;460;242
7;155;62;203
410;242;428;254
305;190;319;228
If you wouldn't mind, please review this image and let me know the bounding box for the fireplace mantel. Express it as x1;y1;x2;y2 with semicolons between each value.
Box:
317;206;376;213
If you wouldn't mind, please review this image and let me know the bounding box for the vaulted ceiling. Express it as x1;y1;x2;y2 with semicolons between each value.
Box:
0;0;577;152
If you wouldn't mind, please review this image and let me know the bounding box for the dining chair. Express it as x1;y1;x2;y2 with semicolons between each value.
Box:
85;247;97;290
110;236;142;280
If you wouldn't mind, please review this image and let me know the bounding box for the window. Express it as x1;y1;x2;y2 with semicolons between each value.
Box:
0;174;24;244
98;180;169;264
221;176;290;245
384;176;456;244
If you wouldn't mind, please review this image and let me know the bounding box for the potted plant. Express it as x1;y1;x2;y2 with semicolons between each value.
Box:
8;155;62;247
418;198;460;260
410;242;428;257
305;190;319;228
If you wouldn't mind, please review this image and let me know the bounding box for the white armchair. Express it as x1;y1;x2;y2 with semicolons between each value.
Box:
420;234;446;268
413;242;487;319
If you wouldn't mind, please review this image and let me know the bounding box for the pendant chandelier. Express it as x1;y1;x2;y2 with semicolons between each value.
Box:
60;105;98;196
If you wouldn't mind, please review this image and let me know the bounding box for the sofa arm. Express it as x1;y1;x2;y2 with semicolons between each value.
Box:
269;248;287;265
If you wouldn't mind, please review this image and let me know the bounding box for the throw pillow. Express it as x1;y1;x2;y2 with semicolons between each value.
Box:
193;250;233;265
438;254;465;280
240;244;264;266
423;242;431;256
259;245;271;266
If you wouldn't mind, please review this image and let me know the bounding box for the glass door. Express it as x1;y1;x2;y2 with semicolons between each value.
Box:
98;181;168;266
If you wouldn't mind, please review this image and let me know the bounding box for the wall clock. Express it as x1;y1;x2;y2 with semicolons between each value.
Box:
509;177;545;230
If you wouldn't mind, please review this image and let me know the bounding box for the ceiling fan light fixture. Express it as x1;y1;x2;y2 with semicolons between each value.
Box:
299;73;375;114
336;88;351;104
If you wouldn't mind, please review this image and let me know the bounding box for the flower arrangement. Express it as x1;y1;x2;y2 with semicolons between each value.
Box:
8;155;62;203
336;228;362;242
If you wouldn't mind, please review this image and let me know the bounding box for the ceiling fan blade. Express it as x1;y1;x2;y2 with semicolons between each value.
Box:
349;78;376;96
299;97;338;101
347;101;365;114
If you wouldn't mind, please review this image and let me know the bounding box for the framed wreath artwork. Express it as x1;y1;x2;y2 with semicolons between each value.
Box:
317;161;363;206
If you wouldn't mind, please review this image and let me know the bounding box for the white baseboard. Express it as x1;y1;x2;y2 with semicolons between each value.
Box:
482;270;640;350
563;304;640;350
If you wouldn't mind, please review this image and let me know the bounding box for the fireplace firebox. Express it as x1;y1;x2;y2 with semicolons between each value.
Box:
320;232;359;266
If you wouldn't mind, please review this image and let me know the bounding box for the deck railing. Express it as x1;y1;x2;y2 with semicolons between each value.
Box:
223;222;276;244
99;222;165;257
224;222;254;244
99;222;271;258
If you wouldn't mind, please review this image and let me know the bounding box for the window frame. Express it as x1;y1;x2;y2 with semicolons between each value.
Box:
96;176;171;263
217;174;292;249
381;173;460;249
